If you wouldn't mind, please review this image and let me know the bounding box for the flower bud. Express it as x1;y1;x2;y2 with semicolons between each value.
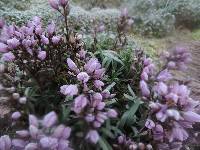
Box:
1;52;15;62
145;119;155;129
47;22;56;36
59;0;69;7
7;38;20;49
49;0;59;10
77;72;90;83
93;121;101;128
0;19;5;28
29;125;39;139
19;97;27;104
0;135;11;150
60;84;78;96
85;114;95;122
140;80;150;97
16;130;29;138
107;109;117;118
41;35;49;45
25;143;38;150
67;58;80;73
121;8;128;17
29;115;39;127
40;137;58;149
38;51;46;60
52;36;61;44
94;80;104;90
0;43;8;53
86;130;99;144
12;139;26;149
11;111;21;120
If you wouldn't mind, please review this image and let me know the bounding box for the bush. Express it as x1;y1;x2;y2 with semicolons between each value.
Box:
0;1;199;149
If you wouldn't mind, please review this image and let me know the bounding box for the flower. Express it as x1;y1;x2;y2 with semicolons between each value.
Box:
41;35;49;44
29;115;39;127
154;82;168;96
73;95;88;114
140;80;150;97
67;58;79;73
182;111;200;123
0;135;11;150
52;36;61;44
0;43;8;53
0;18;5;28
37;51;47;60
84;58;101;74
42;111;58;128
145;119;155;129
59;0;69;6
11;111;21;120
7;38;20;49
1;52;15;62
107;109;118;118
53;125;71;139
60;84;78;96
47;22;56;36
49;0;59;10
77;72;90;83
40;137;58;149
94;80;104;90
86;130;99;144
157;69;172;82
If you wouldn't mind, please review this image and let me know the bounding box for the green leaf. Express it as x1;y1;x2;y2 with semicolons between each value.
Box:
101;128;115;139
118;99;141;128
128;84;135;97
103;52;124;65
105;82;116;91
124;94;134;101
98;137;113;150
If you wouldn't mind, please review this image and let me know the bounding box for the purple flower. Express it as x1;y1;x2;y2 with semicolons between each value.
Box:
29;125;39;139
165;93;178;103
41;35;49;44
84;58;101;74
141;71;148;81
40;137;58;149
47;22;56;36
73;95;88;114
60;84;78;96
35;25;43;35
94;68;105;79
0;135;11;150
42;111;58;128
7;38;20;49
166;109;180;120
157;69;172;82
24;143;38;150
86;130;99;144
97;25;105;33
85;114;95;122
67;58;80;73
182;111;200;123
79;49;86;59
145;119;155;129
144;58;152;66
154;82;168;96
169;126;188;142
16;130;29;138
38;51;47;60
52;36;61;44
127;19;134;26
107;109;118;118
49;0;59;10
12;139;26;149
1;52;15;62
0;43;8;53
58;140;70;150
152;124;164;141
0;19;5;28
59;0;69;6
167;61;176;69
29;115;39;127
140;80;150;97
94;80;104;90
53;125;71;139
11;111;21;120
77;72;90;83
121;8;128;17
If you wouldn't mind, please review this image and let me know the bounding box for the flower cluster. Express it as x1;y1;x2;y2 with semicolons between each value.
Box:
140;46;200;149
60;55;118;144
115;135;153;150
0;111;72;150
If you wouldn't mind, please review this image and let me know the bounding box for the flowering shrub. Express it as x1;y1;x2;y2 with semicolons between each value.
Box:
0;0;199;150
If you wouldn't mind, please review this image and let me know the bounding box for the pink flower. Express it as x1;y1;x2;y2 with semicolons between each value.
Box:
49;0;59;10
67;58;80;73
77;72;90;83
60;84;78;96
140;80;150;97
107;109;118;118
0;43;8;53
0;135;11;150
42;111;58;128
1;52;15;62
7;38;20;49
73;95;88;114
11;111;21;120
86;130;99;144
38;51;46;60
